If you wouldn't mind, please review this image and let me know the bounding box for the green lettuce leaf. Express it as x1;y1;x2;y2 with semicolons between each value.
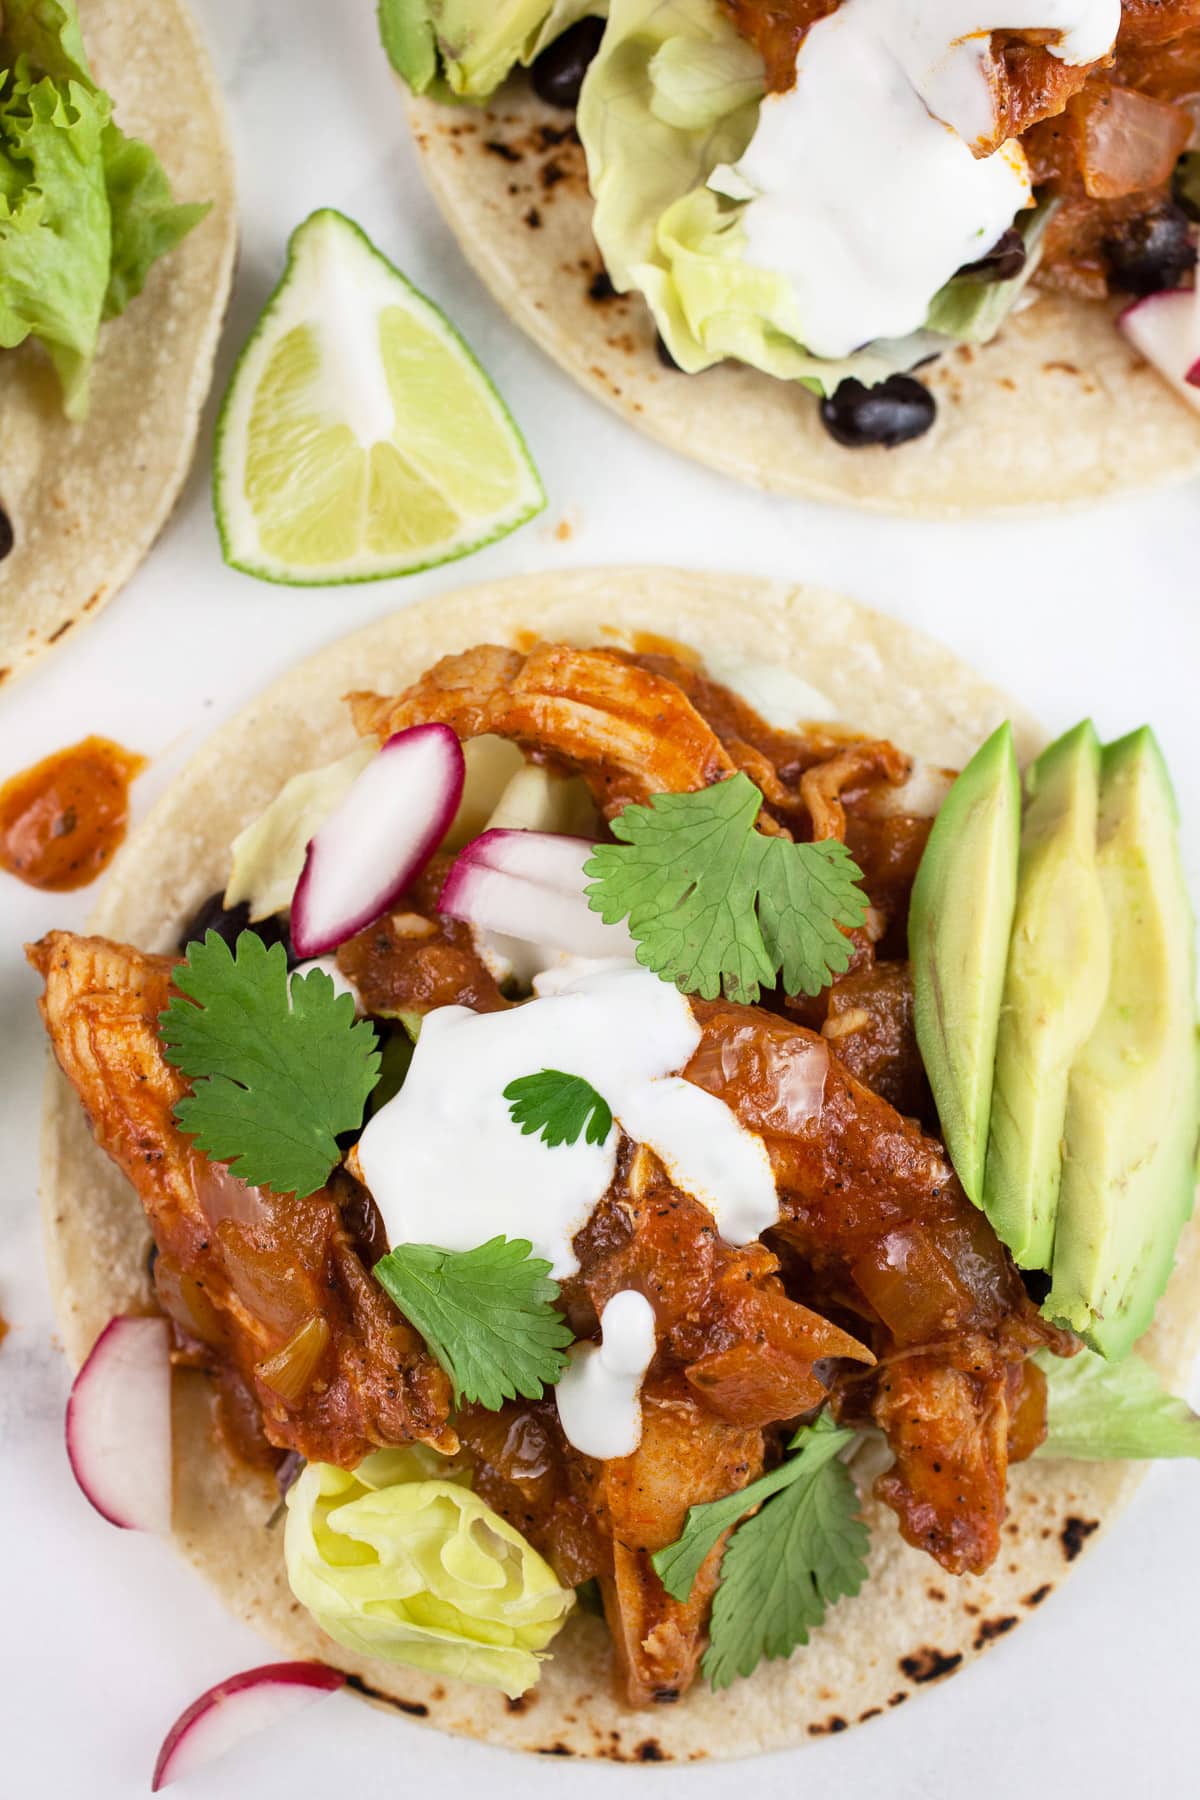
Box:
0;0;206;415
379;0;604;99
1038;1348;1200;1461
100;123;209;319
0;71;111;416
0;0;92;86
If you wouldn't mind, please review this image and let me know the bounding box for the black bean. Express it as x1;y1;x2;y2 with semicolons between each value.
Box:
530;17;605;109
1103;199;1196;297
0;506;12;562
819;374;936;449
177;891;294;961
957;225;1027;283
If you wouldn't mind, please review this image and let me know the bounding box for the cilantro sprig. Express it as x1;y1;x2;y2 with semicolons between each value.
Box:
374;1237;574;1409
159;931;380;1199
584;774;869;1005
652;1414;870;1689
504;1069;614;1148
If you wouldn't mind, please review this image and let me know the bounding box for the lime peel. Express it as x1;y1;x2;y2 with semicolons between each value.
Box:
214;209;545;584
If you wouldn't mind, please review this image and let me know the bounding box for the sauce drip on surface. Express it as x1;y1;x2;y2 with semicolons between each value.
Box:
0;736;146;891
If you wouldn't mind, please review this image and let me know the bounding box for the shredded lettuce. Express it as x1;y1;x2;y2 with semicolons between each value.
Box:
378;0;605;98
0;0;207;416
285;1451;575;1697
1038;1348;1200;1462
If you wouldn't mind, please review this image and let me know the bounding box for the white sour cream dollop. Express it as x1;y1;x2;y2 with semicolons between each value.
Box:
556;1290;657;1460
354;960;778;1278
723;0;1119;357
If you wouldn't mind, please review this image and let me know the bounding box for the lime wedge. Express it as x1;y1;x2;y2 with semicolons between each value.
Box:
214;210;545;584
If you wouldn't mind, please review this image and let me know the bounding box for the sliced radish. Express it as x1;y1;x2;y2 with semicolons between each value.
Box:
291;723;465;958
1118;288;1200;412
440;829;635;961
152;1663;345;1791
65;1316;172;1533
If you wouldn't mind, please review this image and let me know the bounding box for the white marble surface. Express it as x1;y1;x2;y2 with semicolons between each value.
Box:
3;1;1200;1793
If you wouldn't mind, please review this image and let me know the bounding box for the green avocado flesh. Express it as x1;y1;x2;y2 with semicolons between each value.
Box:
982;722;1110;1267
1044;729;1200;1359
909;722;1021;1206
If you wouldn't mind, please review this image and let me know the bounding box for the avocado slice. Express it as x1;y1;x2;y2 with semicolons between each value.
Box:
909;722;1021;1206
982;722;1110;1267
1045;728;1200;1359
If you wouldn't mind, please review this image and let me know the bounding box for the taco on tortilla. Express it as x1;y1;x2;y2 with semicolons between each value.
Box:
29;569;1200;1763
385;3;1200;512
0;0;235;686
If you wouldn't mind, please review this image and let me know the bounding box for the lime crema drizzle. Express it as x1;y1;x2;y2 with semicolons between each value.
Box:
718;0;1120;357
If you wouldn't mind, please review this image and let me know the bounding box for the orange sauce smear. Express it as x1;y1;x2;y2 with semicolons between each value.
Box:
0;736;147;891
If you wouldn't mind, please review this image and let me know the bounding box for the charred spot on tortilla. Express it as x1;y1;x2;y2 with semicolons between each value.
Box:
345;1675;428;1717
1024;1584;1053;1607
635;1739;667;1761
808;1717;849;1736
1060;1516;1100;1562
973;1616;1018;1650
0;505;13;562
898;1649;964;1685
485;140;523;165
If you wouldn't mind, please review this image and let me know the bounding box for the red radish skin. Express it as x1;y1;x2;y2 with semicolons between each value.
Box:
152;1663;345;1791
291;723;465;958
1118;289;1200;411
440;829;636;961
65;1316;172;1533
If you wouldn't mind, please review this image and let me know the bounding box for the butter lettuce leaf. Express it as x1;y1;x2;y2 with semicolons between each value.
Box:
1038;1348;1200;1461
285;1452;574;1697
0;0;206;415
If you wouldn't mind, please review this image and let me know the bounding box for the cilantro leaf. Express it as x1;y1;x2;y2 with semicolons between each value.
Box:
504;1069;614;1148
374;1237;574;1409
585;774;869;1004
703;1415;869;1689
651;1415;870;1689
159;931;380;1199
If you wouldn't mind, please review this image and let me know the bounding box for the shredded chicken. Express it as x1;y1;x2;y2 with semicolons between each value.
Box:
349;644;740;822
29;932;455;1465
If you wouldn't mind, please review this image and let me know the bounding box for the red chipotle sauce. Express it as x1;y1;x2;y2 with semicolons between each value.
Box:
0;736;146;890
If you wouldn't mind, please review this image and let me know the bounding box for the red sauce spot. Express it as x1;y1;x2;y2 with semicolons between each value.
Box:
0;736;146;891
